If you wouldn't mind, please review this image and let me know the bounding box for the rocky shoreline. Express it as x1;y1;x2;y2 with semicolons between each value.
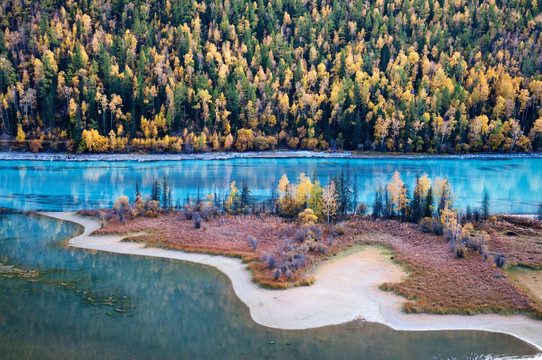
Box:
1;150;542;162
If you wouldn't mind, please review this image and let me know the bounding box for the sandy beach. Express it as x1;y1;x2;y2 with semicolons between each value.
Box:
41;211;542;353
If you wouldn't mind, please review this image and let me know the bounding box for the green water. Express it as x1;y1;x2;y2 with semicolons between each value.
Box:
0;211;539;359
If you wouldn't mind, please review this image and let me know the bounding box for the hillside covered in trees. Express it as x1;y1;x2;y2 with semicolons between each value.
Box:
1;0;542;153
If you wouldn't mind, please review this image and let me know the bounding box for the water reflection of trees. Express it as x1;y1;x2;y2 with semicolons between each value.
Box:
1;159;541;212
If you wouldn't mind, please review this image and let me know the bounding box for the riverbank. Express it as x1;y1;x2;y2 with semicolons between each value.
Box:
2;150;542;162
40;212;542;352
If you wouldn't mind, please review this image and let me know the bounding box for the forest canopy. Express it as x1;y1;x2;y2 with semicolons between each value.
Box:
1;0;542;153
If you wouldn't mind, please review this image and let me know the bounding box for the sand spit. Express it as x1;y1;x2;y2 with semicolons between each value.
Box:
40;212;542;352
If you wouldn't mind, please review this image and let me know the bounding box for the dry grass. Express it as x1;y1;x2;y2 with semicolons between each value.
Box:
95;212;352;288
347;218;542;318
94;211;542;317
479;216;542;269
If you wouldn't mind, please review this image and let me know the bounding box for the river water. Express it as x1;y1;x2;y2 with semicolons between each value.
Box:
0;158;541;358
0;158;541;213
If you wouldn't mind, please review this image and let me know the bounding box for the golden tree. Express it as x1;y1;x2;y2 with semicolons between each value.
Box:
387;171;409;214
322;182;338;224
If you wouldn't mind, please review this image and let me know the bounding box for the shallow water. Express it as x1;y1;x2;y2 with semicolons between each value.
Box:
0;212;539;359
0;158;541;213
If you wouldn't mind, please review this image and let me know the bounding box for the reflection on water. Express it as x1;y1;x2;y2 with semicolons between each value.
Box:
0;158;541;213
0;213;539;359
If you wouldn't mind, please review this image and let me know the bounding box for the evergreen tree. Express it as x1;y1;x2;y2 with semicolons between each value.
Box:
240;180;253;211
2;0;541;155
161;175;169;210
437;182;450;216
372;184;383;219
481;190;490;220
410;176;422;222
424;187;434;218
384;188;392;218
196;187;201;207
135;181;141;201
151;178;160;201
352;173;358;214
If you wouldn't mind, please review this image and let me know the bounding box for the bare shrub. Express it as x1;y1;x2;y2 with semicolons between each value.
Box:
261;252;276;268
294;229;307;243
113;195;130;224
356;203;368;215
451;241;467;258
493;253;507;268
331;222;347;236
200;201;219;221
184;204;194;220
193;213;202;229
98;210;111;228
467;233;488;254
419;217;442;235
248;236;258;250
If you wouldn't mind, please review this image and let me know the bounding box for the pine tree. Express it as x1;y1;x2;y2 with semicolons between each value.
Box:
268;181;275;214
240;180;252;211
344;164;353;214
161;175;169;210
384;188;392;218
424;187;434;218
372;184;383;218
411;176;422;222
481;190;490;220
352;173;358;214
151;178;160;201
135;181;141;201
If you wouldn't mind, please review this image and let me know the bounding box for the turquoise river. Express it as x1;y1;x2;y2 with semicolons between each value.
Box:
0;157;541;359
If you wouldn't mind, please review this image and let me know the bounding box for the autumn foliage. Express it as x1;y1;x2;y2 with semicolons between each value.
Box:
1;0;541;153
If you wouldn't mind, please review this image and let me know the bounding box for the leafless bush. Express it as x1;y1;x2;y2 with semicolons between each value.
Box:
248;236;258;249
184;204;194;220
331;222;347;236
193;213;202;229
493;253;507;268
419;217;442;235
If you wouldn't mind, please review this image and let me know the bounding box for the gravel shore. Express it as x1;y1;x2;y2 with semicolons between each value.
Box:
2;151;542;162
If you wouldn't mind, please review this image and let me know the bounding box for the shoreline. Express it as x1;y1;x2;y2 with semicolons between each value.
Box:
41;211;542;352
2;150;542;162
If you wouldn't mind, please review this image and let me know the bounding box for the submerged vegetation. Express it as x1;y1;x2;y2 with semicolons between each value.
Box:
1;0;542;153
85;165;542;316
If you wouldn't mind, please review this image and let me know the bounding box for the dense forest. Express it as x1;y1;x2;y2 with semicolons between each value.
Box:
1;0;542;153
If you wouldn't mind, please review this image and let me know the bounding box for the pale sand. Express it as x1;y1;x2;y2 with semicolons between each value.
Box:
512;269;542;305
41;212;542;352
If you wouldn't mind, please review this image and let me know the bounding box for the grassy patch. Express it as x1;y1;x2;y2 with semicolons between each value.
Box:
94;212;542;317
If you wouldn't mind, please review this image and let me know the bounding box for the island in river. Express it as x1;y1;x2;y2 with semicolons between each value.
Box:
38;205;542;352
